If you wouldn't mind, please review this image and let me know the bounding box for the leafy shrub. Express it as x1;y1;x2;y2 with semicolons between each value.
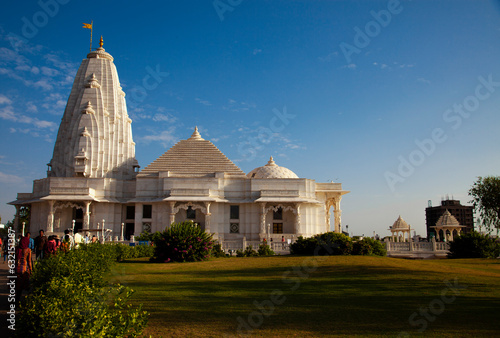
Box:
290;232;353;256
448;231;500;258
30;243;117;292
244;245;259;257
352;239;373;255
352;238;386;256
18;243;148;337
211;243;226;258
135;231;162;243
235;245;260;257
113;243;155;262
258;244;275;256
18;279;148;337
363;237;387;256
151;221;214;262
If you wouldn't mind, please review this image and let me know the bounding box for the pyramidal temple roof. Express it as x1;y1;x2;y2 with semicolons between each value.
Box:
435;210;461;227
139;127;246;177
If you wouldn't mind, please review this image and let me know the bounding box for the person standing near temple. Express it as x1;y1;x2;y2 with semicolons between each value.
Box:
16;233;33;305
34;229;48;260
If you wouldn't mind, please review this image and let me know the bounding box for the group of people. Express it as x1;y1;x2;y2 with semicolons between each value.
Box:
33;229;77;259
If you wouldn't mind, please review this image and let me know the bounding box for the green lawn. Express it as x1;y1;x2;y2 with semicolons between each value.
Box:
110;256;500;337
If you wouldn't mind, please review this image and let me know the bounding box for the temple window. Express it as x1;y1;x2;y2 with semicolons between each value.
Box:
143;204;152;219
187;206;196;219
230;205;239;219
273;207;283;220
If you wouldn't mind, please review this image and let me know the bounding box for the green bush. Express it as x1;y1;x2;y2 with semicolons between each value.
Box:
18;278;148;337
152;221;214;262
364;237;387;256
30;243;117;292
448;231;500;258
290;232;353;256
211;243;226;258
244;245;259;257
352;238;386;256
235;245;260;257
135;231;162;243
258;244;275;256
18;243;149;337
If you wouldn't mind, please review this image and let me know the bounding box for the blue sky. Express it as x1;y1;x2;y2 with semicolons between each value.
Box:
1;0;499;236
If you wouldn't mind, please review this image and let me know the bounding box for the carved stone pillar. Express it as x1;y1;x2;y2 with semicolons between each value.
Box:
47;200;55;233
334;196;342;233
204;202;211;233
259;203;266;237
168;201;176;227
84;201;91;229
325;199;333;233
14;205;20;234
294;204;301;235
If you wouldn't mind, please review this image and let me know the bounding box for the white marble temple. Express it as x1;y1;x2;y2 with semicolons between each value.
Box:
10;40;349;241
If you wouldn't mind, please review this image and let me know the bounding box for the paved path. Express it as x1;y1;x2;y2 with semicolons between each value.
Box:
0;256;15;338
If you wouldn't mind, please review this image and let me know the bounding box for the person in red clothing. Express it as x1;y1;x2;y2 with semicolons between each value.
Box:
44;235;57;258
16;234;33;305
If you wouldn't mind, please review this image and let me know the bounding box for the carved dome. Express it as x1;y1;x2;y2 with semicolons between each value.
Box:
391;215;410;229
247;156;299;179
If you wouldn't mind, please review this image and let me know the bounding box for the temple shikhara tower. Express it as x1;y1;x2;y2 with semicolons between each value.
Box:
10;39;348;245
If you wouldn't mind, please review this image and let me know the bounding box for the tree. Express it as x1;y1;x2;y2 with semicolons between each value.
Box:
469;176;500;235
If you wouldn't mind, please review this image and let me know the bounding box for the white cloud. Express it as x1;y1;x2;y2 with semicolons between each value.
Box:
0;105;56;130
253;48;262;55
0;94;12;105
417;77;431;84
140;127;178;147
41;66;59;77
152;113;177;123
195;97;212;106
318;51;339;62
341;63;357;70
0;106;16;121
0;171;24;184
33;79;53;90
26;102;38;113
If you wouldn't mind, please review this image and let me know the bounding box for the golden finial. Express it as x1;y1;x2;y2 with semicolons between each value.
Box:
99;36;103;48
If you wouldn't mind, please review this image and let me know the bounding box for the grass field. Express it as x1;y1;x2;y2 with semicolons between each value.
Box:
110;256;500;337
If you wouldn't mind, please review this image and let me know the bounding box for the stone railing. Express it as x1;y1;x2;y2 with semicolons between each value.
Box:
315;182;343;191
385;240;450;258
170;189;210;196
260;190;299;197
49;187;94;196
221;238;292;254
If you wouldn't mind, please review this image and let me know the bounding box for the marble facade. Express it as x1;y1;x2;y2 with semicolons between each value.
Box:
9;40;349;241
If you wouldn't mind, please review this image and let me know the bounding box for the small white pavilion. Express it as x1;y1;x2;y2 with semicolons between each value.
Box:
430;210;465;242
389;215;412;242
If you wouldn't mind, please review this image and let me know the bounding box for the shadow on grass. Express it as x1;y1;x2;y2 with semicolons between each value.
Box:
114;260;499;336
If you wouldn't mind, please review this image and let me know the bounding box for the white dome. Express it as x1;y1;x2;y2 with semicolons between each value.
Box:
247;157;299;179
391;215;410;229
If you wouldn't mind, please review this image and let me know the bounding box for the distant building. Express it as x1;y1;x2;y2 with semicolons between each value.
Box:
426;199;474;239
